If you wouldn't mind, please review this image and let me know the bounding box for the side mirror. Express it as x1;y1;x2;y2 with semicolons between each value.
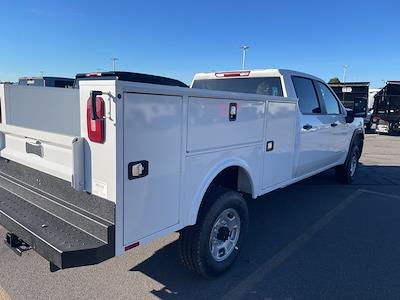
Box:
345;109;355;123
353;97;368;118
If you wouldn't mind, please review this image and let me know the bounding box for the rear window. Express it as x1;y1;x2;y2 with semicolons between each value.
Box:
54;80;74;88
192;77;283;96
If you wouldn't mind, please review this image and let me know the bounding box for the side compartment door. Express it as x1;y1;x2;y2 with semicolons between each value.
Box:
262;101;296;189
123;93;182;245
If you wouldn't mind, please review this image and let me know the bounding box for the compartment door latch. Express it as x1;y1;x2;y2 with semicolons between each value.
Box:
128;160;149;180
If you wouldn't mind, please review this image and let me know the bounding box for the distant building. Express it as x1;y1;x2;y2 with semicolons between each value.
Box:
329;82;370;109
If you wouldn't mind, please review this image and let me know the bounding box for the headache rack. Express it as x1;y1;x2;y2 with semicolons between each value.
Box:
75;71;188;88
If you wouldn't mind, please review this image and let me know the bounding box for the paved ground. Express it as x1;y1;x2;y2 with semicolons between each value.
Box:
1;134;400;300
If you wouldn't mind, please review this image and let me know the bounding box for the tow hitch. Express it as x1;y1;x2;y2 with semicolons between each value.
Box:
3;233;60;272
4;232;31;256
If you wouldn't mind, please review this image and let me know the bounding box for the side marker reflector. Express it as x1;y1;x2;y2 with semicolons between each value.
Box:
125;242;140;251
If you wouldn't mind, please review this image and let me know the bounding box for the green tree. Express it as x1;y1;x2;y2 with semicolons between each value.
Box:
328;77;340;84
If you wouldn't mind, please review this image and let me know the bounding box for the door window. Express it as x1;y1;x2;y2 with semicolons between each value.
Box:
292;77;321;114
316;82;341;114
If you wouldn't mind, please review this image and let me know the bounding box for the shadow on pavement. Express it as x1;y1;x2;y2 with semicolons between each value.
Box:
364;128;376;135
130;164;399;299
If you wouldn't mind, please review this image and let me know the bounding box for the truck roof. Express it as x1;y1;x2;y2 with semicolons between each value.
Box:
192;69;324;84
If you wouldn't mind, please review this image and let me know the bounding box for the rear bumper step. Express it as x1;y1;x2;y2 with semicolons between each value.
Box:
0;158;115;270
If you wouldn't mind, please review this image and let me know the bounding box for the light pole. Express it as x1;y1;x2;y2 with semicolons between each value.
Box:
111;57;119;71
342;64;349;83
342;65;349;103
240;46;249;70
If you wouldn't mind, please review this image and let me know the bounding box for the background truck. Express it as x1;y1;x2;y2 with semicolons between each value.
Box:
328;81;372;129
18;76;75;88
0;69;366;277
373;81;400;134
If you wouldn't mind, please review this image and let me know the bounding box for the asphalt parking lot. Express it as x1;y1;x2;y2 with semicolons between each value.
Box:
1;134;400;300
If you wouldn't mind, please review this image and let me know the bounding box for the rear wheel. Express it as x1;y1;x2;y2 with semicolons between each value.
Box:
179;187;248;278
335;144;360;184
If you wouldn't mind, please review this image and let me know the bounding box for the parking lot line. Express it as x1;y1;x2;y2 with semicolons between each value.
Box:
0;287;11;300
222;189;364;300
359;189;400;200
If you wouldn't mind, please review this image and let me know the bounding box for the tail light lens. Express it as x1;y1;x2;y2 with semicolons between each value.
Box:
87;96;105;143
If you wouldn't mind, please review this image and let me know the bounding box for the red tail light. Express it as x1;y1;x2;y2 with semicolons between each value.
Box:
87;96;105;143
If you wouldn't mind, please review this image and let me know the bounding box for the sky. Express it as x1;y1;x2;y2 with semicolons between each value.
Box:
0;0;399;87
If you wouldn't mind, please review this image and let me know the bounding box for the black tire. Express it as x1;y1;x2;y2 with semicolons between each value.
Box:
179;187;248;278
365;122;372;130
335;144;360;184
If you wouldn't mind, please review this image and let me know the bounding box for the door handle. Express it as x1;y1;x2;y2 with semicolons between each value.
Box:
331;123;338;127
302;124;312;130
25;140;43;157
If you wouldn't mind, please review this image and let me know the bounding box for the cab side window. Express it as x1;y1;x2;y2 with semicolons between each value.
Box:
292;76;321;114
316;82;341;114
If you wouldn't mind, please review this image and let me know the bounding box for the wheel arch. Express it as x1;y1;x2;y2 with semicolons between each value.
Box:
187;159;256;226
350;128;364;157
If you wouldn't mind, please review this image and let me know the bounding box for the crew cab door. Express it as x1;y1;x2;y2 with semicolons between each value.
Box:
314;81;348;162
292;76;334;177
123;93;182;245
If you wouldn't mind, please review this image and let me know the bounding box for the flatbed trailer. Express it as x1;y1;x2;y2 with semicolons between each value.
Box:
329;82;371;128
373;81;400;134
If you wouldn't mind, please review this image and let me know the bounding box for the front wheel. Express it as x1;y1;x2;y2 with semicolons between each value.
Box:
335;144;360;184
179;187;248;278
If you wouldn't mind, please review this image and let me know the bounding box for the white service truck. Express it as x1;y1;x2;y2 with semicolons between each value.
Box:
0;69;366;277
